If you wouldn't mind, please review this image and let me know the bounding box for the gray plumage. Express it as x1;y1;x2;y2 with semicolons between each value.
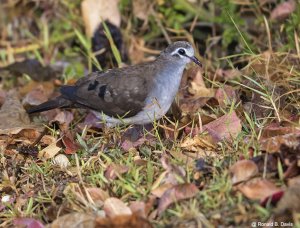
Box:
27;41;201;126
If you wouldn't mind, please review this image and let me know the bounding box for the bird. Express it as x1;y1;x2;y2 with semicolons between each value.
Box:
27;41;202;126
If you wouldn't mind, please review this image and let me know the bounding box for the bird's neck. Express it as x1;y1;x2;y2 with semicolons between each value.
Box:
150;58;185;103
154;57;186;82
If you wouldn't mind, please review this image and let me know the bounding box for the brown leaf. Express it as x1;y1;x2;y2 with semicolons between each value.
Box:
214;85;238;108
179;67;213;114
261;125;300;138
81;0;121;37
203;111;242;143
39;142;62;159
104;164;129;180
179;97;210;114
129;201;147;218
159;155;185;184
151;183;174;198
287;175;300;187
0;90;43;135
78;112;103;129
62;134;80;155
40;135;57;145
259;133;300;153
13;218;44;228
48;212;97;228
53;111;74;130
157;183;199;215
215;68;242;81
103;197;132;218
251;153;279;173
260;190;284;207
273;184;300;224
121;138;146;152
270;0;296;21
19;81;54;97
133;0;152;21
229;160;259;184
22;85;50;106
180;135;216;152
237;178;281;200
128;38;148;64
121;125;155;151
86;187;109;207
95;214;153;228
53;111;74;126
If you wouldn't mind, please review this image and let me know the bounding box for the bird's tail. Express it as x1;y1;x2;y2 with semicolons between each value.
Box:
27;96;72;114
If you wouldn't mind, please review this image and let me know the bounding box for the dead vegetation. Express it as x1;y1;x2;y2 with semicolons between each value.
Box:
0;0;300;227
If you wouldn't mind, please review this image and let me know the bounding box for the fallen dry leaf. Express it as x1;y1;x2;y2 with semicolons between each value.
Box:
261;125;300;138
78;112;104;129
63;183;104;207
157;183;199;215
237;178;281;200
40;135;57;145
128;37;147;64
180;135;216;152
203;111;242;143
251;153;279;173
270;0;296;21
0;90;43;135
229;160;259;184
287;175;300;187
259;133;300;153
62;134;80;155
151;156;188;197
85;187;109;208
215;68;242;81
52;154;70;168
95;214;153;228
133;0;152;21
179;66;214;114
19;81;54;97
47;212;97;228
129;201;147;218
13;218;44;228
52;111;74;130
103;197;132;218
151;182;174;198
214;85;238;108
81;0;121;37
39;142;62;159
121;138;147;152
104;163;129;180
121;125;155;151
22;85;50;107
273;184;300;224
260;190;284;207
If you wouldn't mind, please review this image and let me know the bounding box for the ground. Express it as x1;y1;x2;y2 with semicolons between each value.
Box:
0;0;300;227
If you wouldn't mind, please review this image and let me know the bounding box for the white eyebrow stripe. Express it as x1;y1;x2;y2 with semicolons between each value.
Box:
171;48;186;56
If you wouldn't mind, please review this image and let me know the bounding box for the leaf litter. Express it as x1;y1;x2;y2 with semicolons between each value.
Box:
0;0;300;227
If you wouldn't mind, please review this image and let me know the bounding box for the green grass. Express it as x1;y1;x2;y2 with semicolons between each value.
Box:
0;0;300;227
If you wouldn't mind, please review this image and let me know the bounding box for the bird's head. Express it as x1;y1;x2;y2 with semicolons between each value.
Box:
160;41;202;67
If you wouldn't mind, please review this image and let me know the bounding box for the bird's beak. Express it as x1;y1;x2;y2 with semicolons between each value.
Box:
189;56;202;67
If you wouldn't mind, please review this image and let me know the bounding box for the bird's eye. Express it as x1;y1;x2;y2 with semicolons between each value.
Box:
178;49;186;55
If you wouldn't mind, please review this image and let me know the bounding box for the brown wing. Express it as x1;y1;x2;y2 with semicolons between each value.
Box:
60;70;150;118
